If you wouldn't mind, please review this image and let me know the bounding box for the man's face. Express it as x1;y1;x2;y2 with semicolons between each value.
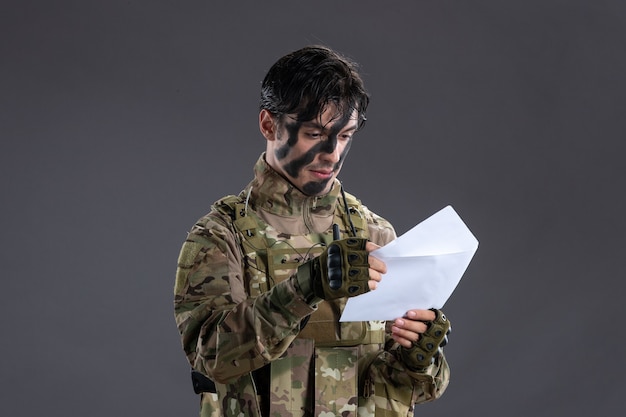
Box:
262;104;359;196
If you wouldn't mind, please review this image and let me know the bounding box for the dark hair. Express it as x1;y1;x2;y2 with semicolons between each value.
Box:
260;45;369;130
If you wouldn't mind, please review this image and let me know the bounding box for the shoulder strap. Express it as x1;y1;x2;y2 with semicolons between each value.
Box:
335;190;370;239
212;194;271;296
212;194;267;246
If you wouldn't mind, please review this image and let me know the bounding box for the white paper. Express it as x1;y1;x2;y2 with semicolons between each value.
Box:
339;205;479;322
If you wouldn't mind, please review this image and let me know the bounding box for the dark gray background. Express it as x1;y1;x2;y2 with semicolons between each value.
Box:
1;0;625;415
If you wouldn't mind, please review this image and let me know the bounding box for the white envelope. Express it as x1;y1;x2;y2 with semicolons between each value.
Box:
340;205;479;322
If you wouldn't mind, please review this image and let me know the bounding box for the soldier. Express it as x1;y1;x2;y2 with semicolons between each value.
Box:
174;45;451;417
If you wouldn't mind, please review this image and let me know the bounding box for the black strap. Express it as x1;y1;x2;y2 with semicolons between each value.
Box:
191;369;216;394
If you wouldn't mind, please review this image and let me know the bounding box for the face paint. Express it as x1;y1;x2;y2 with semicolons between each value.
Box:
266;106;357;196
300;144;352;195
274;121;300;161
282;111;352;178
284;141;328;178
301;178;328;196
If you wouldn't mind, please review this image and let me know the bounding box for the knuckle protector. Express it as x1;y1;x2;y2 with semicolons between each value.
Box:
401;309;451;371
323;237;370;299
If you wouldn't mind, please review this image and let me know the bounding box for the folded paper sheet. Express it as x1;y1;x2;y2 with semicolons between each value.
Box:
340;205;479;322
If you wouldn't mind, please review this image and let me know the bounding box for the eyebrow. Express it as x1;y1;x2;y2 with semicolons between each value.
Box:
300;121;324;129
300;121;358;132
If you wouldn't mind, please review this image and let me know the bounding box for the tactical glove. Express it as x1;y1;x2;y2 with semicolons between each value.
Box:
400;309;451;371
296;237;370;302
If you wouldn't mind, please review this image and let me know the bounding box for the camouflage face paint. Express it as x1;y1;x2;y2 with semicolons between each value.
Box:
273;110;355;196
274;120;301;161
301;173;331;196
300;143;351;195
282;112;352;174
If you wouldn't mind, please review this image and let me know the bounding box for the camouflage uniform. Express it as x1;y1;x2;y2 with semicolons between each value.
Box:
174;154;449;417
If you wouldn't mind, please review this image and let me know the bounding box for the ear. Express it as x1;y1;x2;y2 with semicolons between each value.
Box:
259;109;277;141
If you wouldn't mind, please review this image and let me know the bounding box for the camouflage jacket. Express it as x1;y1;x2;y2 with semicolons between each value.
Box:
174;154;450;417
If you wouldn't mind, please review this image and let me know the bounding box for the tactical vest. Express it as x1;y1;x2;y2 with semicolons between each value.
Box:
206;190;387;416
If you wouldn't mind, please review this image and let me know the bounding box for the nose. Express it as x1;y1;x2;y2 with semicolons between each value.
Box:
319;139;342;163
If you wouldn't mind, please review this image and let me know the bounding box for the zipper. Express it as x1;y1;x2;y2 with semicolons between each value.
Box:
303;196;316;233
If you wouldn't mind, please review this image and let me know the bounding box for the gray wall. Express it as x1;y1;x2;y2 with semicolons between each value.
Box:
1;1;624;415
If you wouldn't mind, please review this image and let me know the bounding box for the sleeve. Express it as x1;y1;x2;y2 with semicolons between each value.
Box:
382;335;450;402
361;342;450;412
173;211;318;384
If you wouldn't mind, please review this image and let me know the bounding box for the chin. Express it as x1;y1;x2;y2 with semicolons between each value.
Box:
301;180;332;196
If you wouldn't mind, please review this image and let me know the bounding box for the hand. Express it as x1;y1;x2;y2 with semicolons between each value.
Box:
392;309;451;370
295;239;386;301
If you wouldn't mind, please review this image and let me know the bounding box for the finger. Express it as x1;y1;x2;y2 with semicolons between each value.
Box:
367;254;387;274
368;268;382;282
391;334;413;349
390;324;419;348
406;309;436;322
365;241;381;252
367;268;383;290
394;317;428;334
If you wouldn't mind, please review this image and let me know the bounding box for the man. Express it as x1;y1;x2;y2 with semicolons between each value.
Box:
174;45;451;417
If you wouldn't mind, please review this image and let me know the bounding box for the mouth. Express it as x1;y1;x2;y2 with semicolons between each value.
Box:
309;168;335;180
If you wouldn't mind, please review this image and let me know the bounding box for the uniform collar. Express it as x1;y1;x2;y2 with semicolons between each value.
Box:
247;154;342;218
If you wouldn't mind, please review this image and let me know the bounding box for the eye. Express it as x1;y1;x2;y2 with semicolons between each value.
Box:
339;133;353;141
305;131;322;140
